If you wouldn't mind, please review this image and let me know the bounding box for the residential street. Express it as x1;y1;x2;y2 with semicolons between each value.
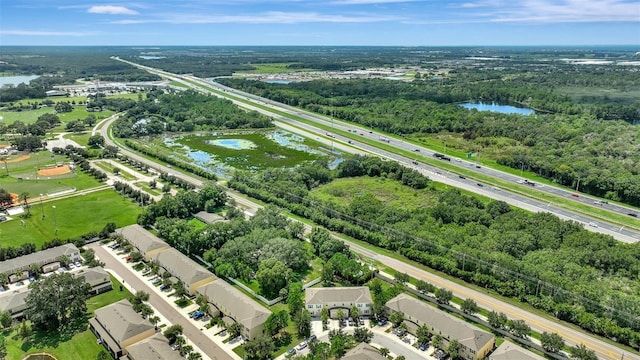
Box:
88;242;238;360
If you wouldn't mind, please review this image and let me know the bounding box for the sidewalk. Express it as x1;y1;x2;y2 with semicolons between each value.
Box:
99;241;242;360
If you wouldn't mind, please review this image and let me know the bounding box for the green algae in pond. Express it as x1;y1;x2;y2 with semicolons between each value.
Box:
176;132;322;170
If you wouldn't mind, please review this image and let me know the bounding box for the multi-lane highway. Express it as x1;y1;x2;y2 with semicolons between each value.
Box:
105;59;640;359
114;58;640;243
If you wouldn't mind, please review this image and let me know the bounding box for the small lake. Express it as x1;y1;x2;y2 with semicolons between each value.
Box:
0;75;39;87
265;80;291;84
460;102;535;116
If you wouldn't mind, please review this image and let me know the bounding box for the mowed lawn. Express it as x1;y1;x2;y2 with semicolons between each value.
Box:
6;276;130;360
0;189;142;249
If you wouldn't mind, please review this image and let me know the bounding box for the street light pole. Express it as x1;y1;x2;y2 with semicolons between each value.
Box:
39;193;45;220
52;205;58;236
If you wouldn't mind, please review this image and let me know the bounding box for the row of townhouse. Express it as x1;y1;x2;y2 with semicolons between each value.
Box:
0;243;81;282
90;299;182;360
116;224;272;340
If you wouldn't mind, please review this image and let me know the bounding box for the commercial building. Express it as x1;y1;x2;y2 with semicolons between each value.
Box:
0;244;81;282
89;299;155;359
305;287;373;318
151;248;216;295
386;294;495;360
116;224;170;261
196;279;271;340
489;340;545;360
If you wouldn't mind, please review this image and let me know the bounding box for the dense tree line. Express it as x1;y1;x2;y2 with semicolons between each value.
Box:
228;154;640;350
219;76;640;206
113;181;153;206
113;90;272;138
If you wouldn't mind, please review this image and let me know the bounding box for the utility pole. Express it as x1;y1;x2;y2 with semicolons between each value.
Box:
52;205;58;236
39;193;45;220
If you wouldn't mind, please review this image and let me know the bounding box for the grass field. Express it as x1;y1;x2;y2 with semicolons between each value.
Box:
310;176;438;211
0;105;114;126
5;275;130;360
93;160;136;181
134;181;162;196
63;132;91;147
0;189;142;249
234;63;315;74
557;85;640;105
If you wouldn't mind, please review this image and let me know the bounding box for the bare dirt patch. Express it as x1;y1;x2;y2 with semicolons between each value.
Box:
38;165;71;176
4;154;30;163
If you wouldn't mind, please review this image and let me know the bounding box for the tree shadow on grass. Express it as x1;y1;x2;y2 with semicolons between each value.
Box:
27;315;89;350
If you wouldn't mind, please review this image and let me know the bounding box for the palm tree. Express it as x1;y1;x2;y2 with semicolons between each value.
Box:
180;345;194;357
173;335;186;349
379;348;390;357
149;315;161;330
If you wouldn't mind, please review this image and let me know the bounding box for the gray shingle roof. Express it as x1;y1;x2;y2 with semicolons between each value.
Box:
116;225;168;255
386;294;494;353
305;287;372;305
342;343;388;360
75;267;110;288
93;299;154;343
0;289;29;314
151;248;215;288
197;279;270;330
126;333;183;360
0;244;80;275
489;340;546;360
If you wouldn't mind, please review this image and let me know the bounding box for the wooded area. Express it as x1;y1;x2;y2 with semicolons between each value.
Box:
228;155;640;350
218;70;640;206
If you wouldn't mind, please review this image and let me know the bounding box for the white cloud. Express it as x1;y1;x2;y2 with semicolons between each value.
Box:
0;30;97;36
88;5;138;15
111;11;402;24
462;0;640;23
332;0;422;4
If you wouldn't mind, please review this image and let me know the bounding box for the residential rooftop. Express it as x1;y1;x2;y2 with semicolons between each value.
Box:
342;342;388;360
305;286;372;305
386;294;494;353
151;248;215;289
116;224;169;255
126;333;183;360
489;340;546;360
0;243;80;276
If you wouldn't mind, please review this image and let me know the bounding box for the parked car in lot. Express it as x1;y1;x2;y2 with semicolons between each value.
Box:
348;317;355;326
190;310;204;319
296;341;307;350
377;319;387;326
308;334;317;342
159;284;171;291
152;278;162;285
419;342;428;351
358;318;364;326
434;349;448;360
286;348;296;356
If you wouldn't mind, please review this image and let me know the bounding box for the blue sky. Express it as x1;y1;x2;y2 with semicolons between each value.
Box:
1;0;638;46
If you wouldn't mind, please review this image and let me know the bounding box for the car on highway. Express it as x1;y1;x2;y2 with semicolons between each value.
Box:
572;193;580;197
628;212;639;218
414;149;420;152
458;175;465;179
588;222;598;228
477;183;483;187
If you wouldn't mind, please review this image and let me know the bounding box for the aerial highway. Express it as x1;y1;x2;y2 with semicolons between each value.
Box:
114;58;640;244
97;111;637;360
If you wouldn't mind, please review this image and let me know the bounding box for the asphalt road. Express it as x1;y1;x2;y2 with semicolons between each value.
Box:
95;114;638;360
103;60;639;359
88;243;235;360
121;63;640;243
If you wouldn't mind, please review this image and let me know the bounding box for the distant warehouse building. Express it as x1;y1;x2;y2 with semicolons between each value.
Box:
386;294;495;360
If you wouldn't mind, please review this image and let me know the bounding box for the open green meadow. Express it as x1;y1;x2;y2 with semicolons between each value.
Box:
234;63;314;74
63;132;91;147
0;189;141;249
0;106;114;126
5;275;129;360
310;176;438;211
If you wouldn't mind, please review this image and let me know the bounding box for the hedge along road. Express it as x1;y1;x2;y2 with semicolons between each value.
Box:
97;114;638;360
